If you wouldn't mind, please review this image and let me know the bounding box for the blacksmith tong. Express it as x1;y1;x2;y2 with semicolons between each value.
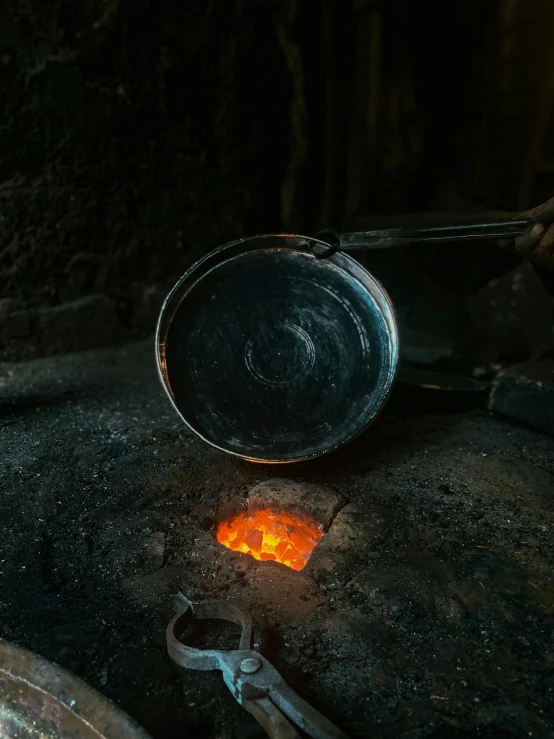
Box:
167;593;348;739
312;215;554;270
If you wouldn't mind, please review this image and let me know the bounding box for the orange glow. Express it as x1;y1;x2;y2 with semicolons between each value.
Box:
216;508;323;571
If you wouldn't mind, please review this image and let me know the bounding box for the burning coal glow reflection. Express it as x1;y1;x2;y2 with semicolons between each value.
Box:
216;508;323;571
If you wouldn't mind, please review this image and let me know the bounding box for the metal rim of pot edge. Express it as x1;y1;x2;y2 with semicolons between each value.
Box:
156;234;399;463
0;638;151;739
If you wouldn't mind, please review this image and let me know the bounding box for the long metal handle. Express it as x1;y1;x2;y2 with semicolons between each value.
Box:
268;680;350;739
305;215;554;270
338;217;544;251
245;696;301;739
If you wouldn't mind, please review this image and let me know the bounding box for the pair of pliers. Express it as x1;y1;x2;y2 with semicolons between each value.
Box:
166;593;349;739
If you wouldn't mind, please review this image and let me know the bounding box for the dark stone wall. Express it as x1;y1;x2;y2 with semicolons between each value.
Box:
0;0;297;357
3;0;547;363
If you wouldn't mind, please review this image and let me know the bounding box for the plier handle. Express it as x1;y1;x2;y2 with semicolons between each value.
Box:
166;594;349;739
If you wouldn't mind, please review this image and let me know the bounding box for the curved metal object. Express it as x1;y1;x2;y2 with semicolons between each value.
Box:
156;234;398;463
0;639;151;739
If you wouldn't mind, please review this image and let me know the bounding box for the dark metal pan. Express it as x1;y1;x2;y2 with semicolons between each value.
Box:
156;235;398;463
156;213;553;462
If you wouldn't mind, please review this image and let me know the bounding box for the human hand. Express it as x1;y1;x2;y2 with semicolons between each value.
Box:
514;197;554;257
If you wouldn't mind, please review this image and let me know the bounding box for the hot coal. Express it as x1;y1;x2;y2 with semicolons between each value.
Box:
216;507;323;570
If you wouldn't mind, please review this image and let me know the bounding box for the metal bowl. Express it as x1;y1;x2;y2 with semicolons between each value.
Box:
0;639;151;739
157;235;398;463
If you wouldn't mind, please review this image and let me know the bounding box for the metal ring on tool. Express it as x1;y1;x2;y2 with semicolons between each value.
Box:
312;229;340;259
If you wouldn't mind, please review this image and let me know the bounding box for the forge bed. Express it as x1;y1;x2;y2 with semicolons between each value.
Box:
0;341;552;739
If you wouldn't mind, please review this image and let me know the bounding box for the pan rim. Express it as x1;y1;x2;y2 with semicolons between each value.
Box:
0;638;151;738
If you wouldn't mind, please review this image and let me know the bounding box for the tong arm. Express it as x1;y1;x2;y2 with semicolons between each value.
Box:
337;217;551;251
217;649;349;739
309;215;554;270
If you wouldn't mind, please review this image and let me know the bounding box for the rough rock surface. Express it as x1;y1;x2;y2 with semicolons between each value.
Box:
0;293;136;360
489;359;554;436
0;0;309;362
247;478;346;530
467;262;554;363
0;340;553;738
307;502;393;576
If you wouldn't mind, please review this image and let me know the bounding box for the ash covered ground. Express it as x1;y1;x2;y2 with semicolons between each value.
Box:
0;341;553;738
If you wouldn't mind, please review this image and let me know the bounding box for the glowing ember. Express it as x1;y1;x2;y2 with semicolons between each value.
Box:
216;508;323;571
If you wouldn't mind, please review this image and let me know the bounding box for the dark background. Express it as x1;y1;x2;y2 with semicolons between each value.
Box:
1;0;554;360
1;5;554;738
